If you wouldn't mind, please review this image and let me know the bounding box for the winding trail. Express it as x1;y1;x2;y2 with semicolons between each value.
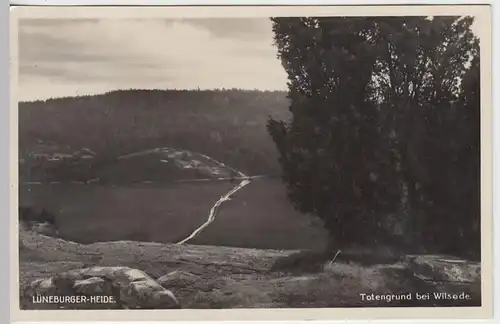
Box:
175;177;252;244
119;148;260;244
175;152;255;245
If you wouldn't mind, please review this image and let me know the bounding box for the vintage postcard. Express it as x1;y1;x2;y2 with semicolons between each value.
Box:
10;4;493;322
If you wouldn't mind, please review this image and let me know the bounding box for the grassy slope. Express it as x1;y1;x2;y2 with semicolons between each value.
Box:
20;182;234;244
20;179;328;250
189;179;329;250
18;89;329;250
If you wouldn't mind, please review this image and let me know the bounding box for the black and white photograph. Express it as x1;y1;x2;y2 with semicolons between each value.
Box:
11;5;492;320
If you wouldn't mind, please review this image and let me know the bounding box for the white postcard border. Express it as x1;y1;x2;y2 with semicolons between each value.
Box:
8;4;494;322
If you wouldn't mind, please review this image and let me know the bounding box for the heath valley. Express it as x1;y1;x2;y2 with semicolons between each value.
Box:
18;16;482;310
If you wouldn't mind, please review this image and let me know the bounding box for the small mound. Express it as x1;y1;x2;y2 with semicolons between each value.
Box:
19;206;59;238
114;147;239;181
269;247;405;274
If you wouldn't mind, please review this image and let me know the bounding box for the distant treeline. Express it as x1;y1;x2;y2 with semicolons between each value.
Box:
19;89;290;181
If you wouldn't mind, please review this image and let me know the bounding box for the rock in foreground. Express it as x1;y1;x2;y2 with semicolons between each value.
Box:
23;266;179;309
19;227;481;309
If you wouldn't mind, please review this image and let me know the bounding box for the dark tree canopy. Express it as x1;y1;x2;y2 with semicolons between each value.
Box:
267;16;480;258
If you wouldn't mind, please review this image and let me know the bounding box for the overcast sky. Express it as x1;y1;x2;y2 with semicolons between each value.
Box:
19;18;288;102
18;17;479;102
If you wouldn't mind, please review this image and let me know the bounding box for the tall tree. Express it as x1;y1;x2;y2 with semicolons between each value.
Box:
268;16;481;257
370;17;480;254
268;17;400;249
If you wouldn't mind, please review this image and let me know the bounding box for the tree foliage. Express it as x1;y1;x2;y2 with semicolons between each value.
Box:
268;16;480;257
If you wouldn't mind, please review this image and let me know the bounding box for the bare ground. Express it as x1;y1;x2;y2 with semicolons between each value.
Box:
19;227;481;310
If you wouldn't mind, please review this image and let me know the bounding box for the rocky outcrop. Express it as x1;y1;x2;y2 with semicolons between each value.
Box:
19;227;482;309
407;255;481;283
23;266;179;309
157;270;203;289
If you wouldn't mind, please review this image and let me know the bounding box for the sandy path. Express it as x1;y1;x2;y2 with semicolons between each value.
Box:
176;178;251;244
174;151;258;244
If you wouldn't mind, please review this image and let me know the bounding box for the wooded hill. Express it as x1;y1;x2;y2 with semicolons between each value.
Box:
19;89;290;182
